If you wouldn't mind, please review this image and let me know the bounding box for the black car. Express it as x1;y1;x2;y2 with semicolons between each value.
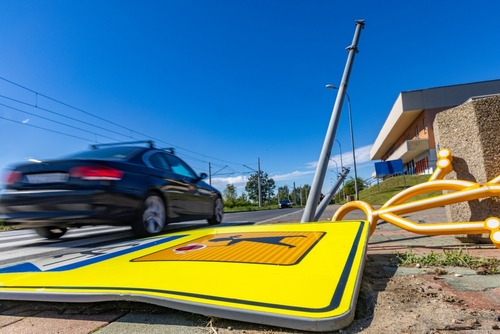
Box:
278;199;293;209
0;141;223;239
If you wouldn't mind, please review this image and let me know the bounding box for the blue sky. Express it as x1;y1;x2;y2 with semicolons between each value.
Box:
1;1;500;195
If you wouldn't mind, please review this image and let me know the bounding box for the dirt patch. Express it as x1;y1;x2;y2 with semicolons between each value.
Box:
341;264;500;333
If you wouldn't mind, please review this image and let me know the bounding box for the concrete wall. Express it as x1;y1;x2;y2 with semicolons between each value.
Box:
434;95;500;242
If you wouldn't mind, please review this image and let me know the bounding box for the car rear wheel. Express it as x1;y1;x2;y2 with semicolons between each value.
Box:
35;226;68;239
207;197;223;225
132;194;166;237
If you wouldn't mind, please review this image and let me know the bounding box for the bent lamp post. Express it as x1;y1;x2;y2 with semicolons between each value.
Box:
314;166;350;221
301;20;365;223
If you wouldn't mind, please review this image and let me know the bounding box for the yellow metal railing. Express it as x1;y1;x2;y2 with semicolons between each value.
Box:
332;148;500;249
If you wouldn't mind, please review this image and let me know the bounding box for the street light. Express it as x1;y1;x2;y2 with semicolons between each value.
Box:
326;85;359;200
329;158;339;175
335;139;343;173
329;158;340;199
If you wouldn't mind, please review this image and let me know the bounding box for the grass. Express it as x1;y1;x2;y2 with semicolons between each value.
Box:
0;219;11;231
223;204;303;212
223;205;280;212
397;246;500;274
358;174;443;205
365;175;500;274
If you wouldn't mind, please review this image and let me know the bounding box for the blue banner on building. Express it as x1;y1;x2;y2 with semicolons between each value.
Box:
374;159;403;177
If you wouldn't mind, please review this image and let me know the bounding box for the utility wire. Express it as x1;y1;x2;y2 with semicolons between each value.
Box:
0;115;90;142
0;76;252;168
0;76;133;133
0;94;133;140
0;103;121;142
176;152;242;176
0;77;241;164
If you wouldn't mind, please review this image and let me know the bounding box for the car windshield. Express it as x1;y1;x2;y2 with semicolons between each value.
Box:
280;200;290;203
62;147;143;160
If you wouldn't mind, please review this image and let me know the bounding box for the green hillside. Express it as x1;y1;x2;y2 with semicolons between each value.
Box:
358;174;443;205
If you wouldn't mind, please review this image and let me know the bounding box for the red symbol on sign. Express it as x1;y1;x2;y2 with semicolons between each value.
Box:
173;243;206;254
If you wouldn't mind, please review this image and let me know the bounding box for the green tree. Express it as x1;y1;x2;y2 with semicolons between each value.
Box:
294;184;311;206
223;184;237;207
235;192;251;206
277;185;290;201
245;171;276;204
301;184;311;204
343;176;366;196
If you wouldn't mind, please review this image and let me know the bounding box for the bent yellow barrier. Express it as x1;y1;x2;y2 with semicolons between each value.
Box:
333;148;500;249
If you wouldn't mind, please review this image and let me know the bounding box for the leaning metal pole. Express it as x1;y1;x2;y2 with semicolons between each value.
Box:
301;19;365;223
314;167;350;221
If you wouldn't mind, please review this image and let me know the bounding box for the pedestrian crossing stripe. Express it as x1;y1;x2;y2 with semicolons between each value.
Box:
132;231;325;265
0;221;369;332
0;235;186;273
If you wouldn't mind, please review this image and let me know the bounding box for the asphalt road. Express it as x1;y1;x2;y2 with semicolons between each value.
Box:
0;207;304;267
0;206;316;334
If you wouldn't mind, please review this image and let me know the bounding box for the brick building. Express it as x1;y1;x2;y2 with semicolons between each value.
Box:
370;79;500;176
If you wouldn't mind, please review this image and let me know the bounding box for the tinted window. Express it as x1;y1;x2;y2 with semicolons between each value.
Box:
148;153;172;171
62;147;143;160
163;154;197;179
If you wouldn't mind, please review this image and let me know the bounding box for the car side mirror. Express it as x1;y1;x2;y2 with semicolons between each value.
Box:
199;172;208;180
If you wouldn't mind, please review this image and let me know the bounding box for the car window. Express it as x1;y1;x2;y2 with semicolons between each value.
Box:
163;154;197;179
148;153;172;171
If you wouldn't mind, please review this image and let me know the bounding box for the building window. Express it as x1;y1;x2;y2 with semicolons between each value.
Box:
415;156;429;174
423;118;427;134
415;125;420;139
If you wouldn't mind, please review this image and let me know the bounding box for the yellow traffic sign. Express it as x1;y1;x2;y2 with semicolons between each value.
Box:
0;220;369;332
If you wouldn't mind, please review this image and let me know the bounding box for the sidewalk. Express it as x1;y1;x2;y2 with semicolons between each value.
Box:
325;204;500;326
322;204;499;259
1;205;499;333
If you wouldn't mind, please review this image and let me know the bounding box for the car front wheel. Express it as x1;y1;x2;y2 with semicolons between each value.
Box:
207;198;223;225
35;226;68;239
132;194;166;237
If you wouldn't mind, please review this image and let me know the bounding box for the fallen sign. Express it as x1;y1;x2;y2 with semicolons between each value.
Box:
0;220;369;332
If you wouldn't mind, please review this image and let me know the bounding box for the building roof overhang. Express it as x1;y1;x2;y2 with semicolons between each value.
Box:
370;91;424;160
370;79;500;161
